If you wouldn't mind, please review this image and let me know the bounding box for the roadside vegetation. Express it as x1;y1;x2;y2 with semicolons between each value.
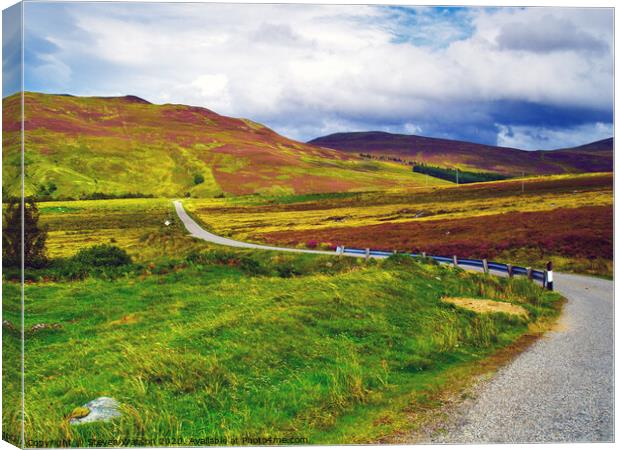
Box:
4;243;561;446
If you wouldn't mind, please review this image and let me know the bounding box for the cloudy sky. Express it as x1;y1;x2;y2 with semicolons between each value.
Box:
5;2;614;149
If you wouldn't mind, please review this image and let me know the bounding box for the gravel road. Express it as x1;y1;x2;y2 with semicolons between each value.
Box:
430;272;614;443
175;200;614;443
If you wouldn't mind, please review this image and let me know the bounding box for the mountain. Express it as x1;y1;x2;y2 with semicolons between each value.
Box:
308;132;613;175
2;93;446;199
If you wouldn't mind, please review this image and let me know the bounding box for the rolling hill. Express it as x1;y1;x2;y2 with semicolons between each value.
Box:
308;132;613;176
2;93;446;200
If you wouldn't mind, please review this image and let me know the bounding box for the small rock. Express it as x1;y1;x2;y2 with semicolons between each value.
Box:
30;323;62;333
2;320;15;331
70;397;121;425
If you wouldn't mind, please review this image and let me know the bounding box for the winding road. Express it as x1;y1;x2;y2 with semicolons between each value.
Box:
174;200;614;443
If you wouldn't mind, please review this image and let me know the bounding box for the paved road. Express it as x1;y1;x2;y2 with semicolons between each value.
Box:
173;200;334;255
174;200;614;443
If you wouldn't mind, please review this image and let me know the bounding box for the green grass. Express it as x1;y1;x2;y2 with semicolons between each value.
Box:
3;250;561;446
3;92;445;200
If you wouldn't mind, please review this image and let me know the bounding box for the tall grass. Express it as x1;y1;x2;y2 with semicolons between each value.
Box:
3;250;561;446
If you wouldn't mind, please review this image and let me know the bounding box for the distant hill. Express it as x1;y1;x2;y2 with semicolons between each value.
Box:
308;132;613;175
2;93;446;199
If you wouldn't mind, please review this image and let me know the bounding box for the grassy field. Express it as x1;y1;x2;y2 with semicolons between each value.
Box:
2;196;564;446
185;173;613;277
4;248;560;446
36;198;194;261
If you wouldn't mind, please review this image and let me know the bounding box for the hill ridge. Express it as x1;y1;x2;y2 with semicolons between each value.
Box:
2;92;445;200
308;131;613;175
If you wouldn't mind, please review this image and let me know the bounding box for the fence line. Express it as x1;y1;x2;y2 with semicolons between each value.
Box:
337;246;553;290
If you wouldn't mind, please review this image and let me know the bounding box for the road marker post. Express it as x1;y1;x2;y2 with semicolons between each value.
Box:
527;267;532;280
365;248;370;260
482;258;489;274
546;261;554;291
452;255;458;267
507;264;513;277
422;251;426;258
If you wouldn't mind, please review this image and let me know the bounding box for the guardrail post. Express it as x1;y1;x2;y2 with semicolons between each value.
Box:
546;261;554;291
452;255;458;267
507;264;513;277
527;267;532;280
365;248;370;260
482;258;489;274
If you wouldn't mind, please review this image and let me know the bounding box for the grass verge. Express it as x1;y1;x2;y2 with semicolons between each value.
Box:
3;250;562;446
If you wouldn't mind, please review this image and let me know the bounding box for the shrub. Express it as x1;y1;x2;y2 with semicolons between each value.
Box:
384;253;416;268
73;244;132;267
275;263;301;278
3;197;48;268
238;256;271;276
193;174;205;185
306;240;318;249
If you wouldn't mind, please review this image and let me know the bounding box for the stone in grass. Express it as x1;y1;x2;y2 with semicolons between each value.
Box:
69;397;121;425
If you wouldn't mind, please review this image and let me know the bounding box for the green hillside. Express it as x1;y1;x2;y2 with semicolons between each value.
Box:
2;93;447;200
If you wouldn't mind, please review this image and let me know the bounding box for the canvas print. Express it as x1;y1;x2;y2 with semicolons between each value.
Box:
2;2;613;447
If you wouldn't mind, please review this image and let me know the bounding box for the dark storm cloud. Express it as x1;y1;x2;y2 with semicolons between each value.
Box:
496;15;608;53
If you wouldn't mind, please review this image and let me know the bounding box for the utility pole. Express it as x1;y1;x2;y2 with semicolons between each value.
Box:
521;171;525;193
456;168;459;186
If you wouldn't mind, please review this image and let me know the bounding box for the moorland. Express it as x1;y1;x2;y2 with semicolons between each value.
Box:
2;91;610;446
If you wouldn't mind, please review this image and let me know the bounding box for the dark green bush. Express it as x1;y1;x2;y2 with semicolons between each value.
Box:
74;244;132;267
3;197;48;268
193;174;205;185
384;253;417;268
238;256;270;276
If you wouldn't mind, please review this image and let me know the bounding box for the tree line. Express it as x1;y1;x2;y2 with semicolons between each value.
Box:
412;164;508;184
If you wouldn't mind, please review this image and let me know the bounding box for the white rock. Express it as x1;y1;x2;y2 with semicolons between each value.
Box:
70;397;121;425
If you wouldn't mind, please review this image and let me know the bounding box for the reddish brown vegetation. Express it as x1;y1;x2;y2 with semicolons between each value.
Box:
309;131;613;175
253;206;612;260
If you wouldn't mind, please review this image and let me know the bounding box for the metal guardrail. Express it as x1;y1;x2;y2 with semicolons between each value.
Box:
338;246;552;290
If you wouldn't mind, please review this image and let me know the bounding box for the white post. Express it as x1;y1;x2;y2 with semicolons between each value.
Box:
365;248;370;259
546;261;554;290
482;258;488;274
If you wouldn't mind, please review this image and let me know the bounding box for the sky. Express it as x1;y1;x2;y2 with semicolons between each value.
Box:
4;2;615;149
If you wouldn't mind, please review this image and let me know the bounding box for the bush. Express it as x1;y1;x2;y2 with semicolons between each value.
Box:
238;256;271;276
384;253;417;268
3;197;48;268
193;174;205;185
306;240;318;249
73;244;132;267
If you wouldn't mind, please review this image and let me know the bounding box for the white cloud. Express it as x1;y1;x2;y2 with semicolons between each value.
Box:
23;4;613;147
